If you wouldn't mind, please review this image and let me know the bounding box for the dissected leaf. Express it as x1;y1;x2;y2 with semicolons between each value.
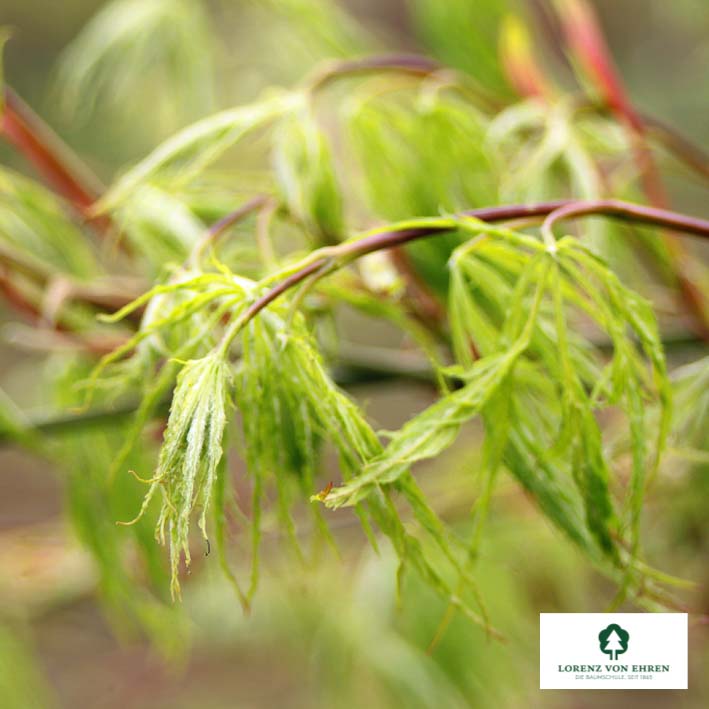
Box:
97;92;299;211
273;107;343;242
0;167;97;278
56;0;215;124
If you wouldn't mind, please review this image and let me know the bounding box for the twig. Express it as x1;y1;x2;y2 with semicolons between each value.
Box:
305;53;442;92
305;53;499;111
0;398;167;444
1;87;110;233
4;320;704;447
233;198;709;334
554;0;709;337
0;358;433;445
189;195;270;267
640;113;709;182
541;199;709;245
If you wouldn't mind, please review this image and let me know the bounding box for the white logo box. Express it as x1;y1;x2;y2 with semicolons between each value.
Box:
540;613;688;689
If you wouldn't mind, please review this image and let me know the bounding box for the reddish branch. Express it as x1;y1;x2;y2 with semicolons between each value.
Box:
189;195;270;267
2;54;708;345
239;199;709;328
541;199;709;243
638;113;709;183
555;0;709;337
306;53;442;91
0;266;42;321
1;87;110;233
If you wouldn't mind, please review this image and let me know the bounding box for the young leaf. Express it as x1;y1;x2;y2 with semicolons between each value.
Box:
55;0;215;124
0;167;97;278
124;350;233;598
273;107;343;242
97;92;299;211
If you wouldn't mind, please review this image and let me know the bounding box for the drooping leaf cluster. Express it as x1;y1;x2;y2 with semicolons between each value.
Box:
0;0;705;649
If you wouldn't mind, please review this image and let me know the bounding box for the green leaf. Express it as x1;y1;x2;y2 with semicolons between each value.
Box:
323;351;522;508
409;0;513;97
97;92;299;211
349;94;497;296
115;186;207;267
273;107;343;242
0;167;97;278
55;0;215;125
122;350;233;598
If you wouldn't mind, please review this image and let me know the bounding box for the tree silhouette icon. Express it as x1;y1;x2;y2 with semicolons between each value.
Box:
598;623;630;660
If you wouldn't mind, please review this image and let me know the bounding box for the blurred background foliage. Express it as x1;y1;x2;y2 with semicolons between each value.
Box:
0;0;708;707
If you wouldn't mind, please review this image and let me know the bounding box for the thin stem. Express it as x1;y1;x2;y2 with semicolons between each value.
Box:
305;53;500;110
554;0;709;334
231;199;709;338
255;198;278;270
189;195;270;267
0;397;168;444
585;100;709;182
640;113;709;182
217;256;327;354
305;53;442;92
1;88;110;233
541;199;709;244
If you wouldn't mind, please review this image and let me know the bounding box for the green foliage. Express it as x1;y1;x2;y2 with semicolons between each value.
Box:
274;106;343;243
0;624;53;709
133;351;233;599
52;357;185;652
409;0;514;97
1;0;705;662
316;220;671;603
0;167;97;278
97;92;299;212
55;0;215;125
349;91;497;296
114;185;207;267
80;197;675;623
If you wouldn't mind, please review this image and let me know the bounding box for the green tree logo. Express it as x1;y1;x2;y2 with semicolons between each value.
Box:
598;623;630;660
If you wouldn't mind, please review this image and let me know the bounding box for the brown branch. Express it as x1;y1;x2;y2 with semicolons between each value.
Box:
305;53;500;111
1;87;111;234
236;199;709;331
541;199;709;244
189;195;270;267
554;0;709;337
0;88;121;323
578;99;709;185
636;112;709;183
305;53;442;92
0;266;42;322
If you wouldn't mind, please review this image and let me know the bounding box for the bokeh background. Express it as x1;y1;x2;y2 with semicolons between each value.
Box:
1;1;707;707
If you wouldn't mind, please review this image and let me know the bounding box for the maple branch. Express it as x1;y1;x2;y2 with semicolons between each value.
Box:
1;87;110;233
236;199;709;331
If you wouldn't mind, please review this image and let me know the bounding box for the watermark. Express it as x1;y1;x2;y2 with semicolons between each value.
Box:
540;613;687;689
